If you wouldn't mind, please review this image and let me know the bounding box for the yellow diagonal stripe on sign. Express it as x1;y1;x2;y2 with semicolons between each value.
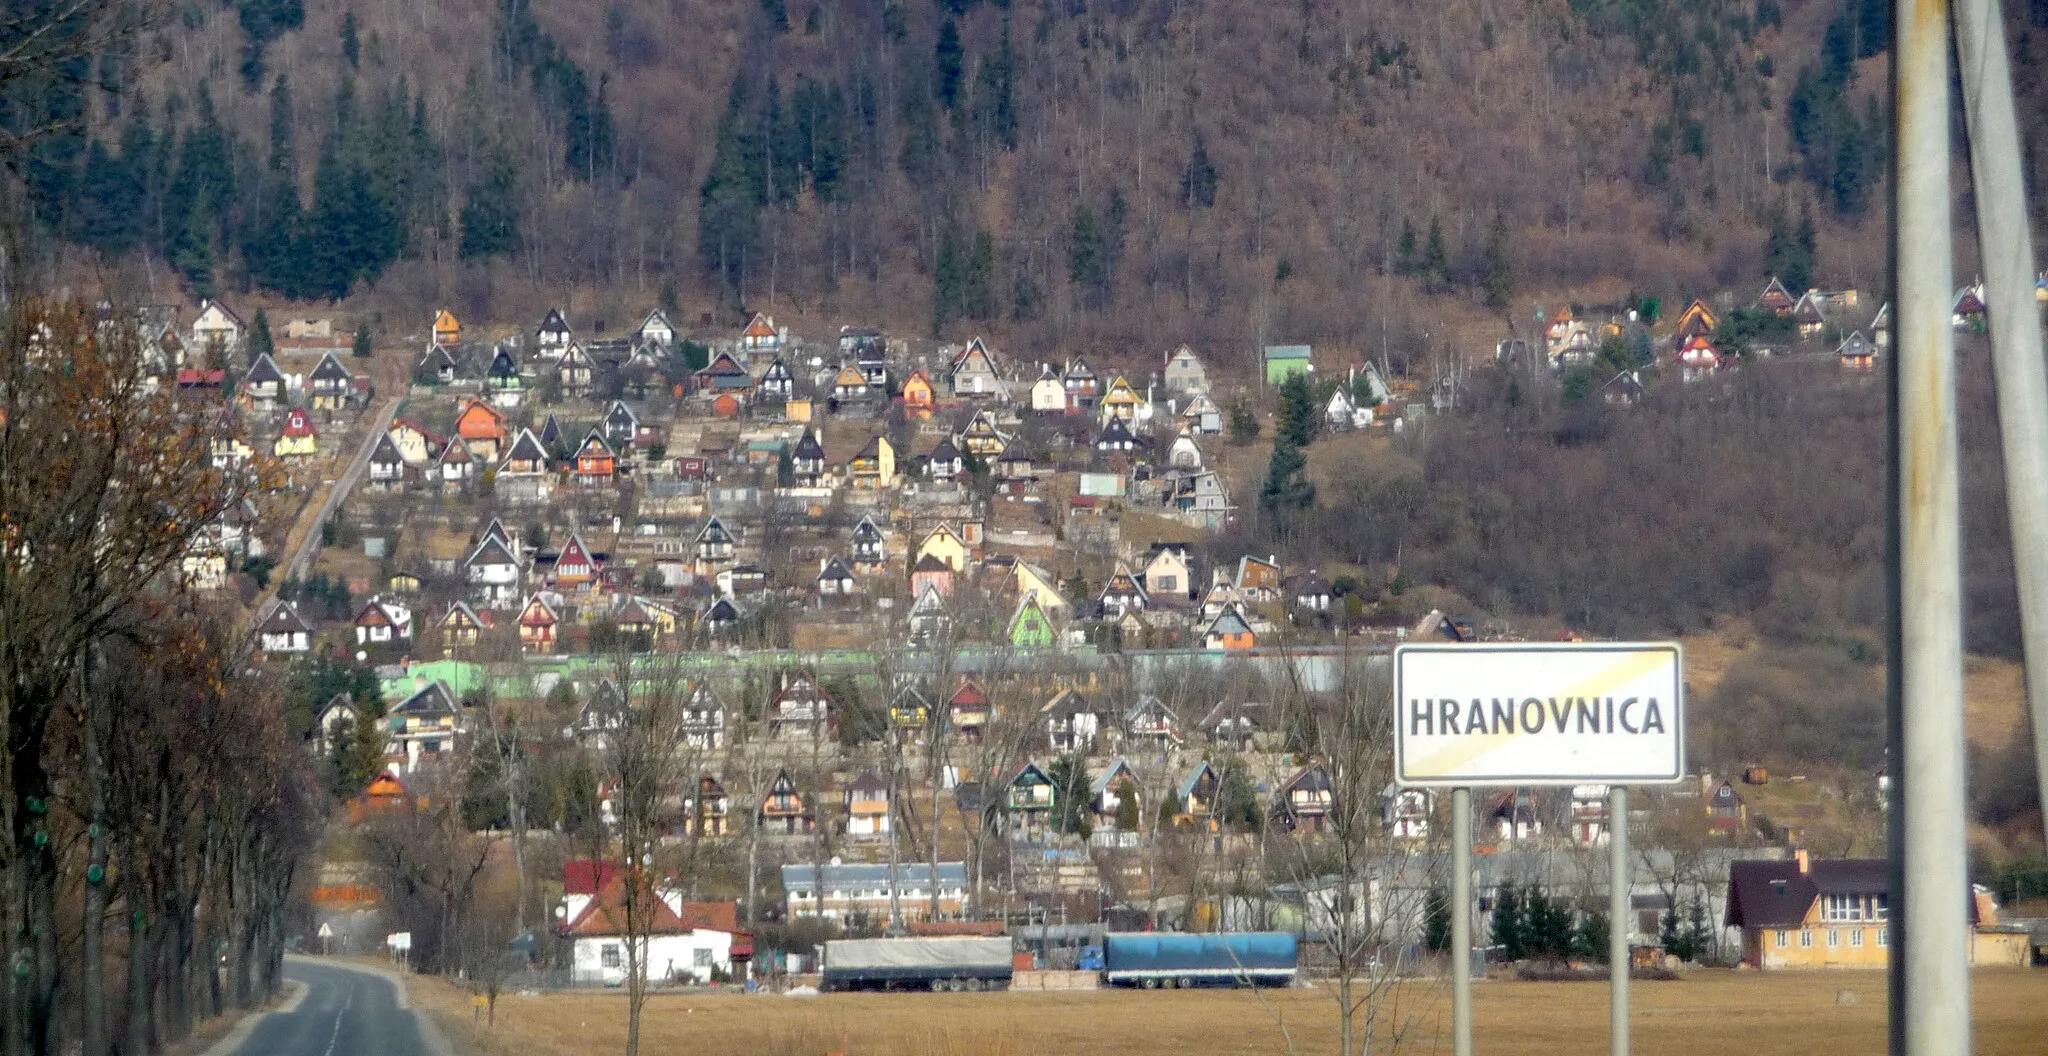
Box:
1410;650;1672;776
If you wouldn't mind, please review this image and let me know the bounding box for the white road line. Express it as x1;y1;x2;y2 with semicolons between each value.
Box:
320;984;355;1056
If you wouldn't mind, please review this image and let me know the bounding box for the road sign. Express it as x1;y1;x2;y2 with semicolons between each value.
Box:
1394;642;1684;787
317;923;333;938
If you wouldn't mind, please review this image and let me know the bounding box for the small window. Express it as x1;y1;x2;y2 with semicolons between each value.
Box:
1800;930;1814;948
1877;928;1889;947
1827;929;1840;948
1775;931;1789;949
1851;929;1865;947
601;944;622;969
694;949;713;968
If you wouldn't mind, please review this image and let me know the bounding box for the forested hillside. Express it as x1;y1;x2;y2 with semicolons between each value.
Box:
11;0;2048;364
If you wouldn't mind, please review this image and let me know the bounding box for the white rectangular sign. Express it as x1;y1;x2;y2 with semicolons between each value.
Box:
1394;642;1684;787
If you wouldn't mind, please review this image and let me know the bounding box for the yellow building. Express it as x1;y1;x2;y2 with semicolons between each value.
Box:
916;523;971;572
1727;852;2030;970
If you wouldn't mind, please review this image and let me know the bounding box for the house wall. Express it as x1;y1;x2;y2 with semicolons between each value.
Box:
569;932;734;986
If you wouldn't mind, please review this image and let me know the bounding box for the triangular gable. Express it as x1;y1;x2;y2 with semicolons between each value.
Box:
742;313;777;340
245;352;283;384
310;351;353;383
538;308;572;338
575;430;616;461
393;680;458;717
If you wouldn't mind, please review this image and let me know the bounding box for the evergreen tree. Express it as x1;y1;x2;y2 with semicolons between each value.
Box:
1422;215;1451;291
460;152;522;258
1070;201;1112;307
1227;399;1260;445
1424;885;1453;952
1481;212;1513;310
1180;129;1219;209
77;140;142;254
1259;439;1314;517
932;223;966;336
250;310;275;360
1574;910;1611;964
342;11;360;69
1491;882;1526;961
1276;371;1317;448
1394;217;1417;276
353;323;372;358
971;24;1019;150
1156;790;1182;829
898;74;940;187
1113;779;1141;831
935;18;964;110
964;231;996;319
700;75;761;291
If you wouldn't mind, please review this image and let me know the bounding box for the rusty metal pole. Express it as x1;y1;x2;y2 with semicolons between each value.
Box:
1891;0;1970;1054
1954;0;2048;856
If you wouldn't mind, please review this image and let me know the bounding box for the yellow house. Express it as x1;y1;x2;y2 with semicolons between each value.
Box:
1100;376;1143;422
916;523;971;573
849;435;896;488
273;408;319;458
1011;561;1068;615
433;308;462;346
1727;852;2030;969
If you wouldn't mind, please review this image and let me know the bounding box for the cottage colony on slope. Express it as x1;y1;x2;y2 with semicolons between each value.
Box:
184;287;2048;978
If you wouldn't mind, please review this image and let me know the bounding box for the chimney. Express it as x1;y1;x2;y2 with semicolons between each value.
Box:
1794;849;1810;875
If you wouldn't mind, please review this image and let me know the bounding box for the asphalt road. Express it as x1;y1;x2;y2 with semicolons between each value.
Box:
221;958;442;1056
283;393;404;583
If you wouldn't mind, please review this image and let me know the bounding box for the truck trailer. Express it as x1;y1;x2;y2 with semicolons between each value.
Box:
819;937;1015;992
1098;932;1298;989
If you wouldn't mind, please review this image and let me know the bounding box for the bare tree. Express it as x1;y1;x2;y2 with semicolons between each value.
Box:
599;652;701;1056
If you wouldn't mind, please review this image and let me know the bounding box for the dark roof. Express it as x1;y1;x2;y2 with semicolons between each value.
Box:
538;413;564;447
794;432;825;460
929;438;961;462
489;346;520;378
369;432;405;465
502;429;549;466
309;352;352;383
848;769;887;794
392;680;459;717
1725;859;1817;929
818;558;855;582
245;352;283;384
914;553;952;574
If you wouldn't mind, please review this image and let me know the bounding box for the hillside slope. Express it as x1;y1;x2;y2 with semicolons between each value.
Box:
29;0;2043;370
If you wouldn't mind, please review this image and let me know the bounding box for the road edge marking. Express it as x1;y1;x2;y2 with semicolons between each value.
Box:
196;980;305;1056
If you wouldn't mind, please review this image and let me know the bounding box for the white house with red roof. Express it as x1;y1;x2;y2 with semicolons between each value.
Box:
558;862;750;985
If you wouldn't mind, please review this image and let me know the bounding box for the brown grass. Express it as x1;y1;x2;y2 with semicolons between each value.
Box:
411;968;2048;1056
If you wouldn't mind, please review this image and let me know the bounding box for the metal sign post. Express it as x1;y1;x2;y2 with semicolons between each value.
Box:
1395;643;1684;1056
1451;787;1472;1056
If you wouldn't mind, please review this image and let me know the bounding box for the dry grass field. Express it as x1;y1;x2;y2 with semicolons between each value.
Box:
413;969;2048;1056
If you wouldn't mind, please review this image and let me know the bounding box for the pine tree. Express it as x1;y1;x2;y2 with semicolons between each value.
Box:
1113;779;1140;831
353;323;372;358
971;24;1019;150
1395;218;1417;276
1276;371;1317;448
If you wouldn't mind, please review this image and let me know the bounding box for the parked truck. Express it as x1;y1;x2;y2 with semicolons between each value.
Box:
1097;932;1298;989
819;937;1015;993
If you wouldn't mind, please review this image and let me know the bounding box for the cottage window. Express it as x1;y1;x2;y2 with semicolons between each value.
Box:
1851;929;1865;947
694;949;713;968
601;944;622;969
1826;929;1840;948
1799;930;1814;948
1775;931;1788;949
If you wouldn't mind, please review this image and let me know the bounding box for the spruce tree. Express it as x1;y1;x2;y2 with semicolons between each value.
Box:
352;323;372;358
1180;129;1219;209
1491;882;1526;961
250;310;275;360
935;18;964;110
460;153;521;259
1424;885;1452;952
342;11;360;68
1422;215;1451;291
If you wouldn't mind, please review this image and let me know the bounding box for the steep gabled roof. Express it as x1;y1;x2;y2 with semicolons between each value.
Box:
488;346;521;378
851;514;884;542
537;307;572;338
466;533;520;569
369;432;405;466
561;873;690;937
574;430;616;462
500;428;550;469
392;680;459;717
310;351;353;384
258;600;311;635
245;352;283;385
817;557;855;583
741;312;777;340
